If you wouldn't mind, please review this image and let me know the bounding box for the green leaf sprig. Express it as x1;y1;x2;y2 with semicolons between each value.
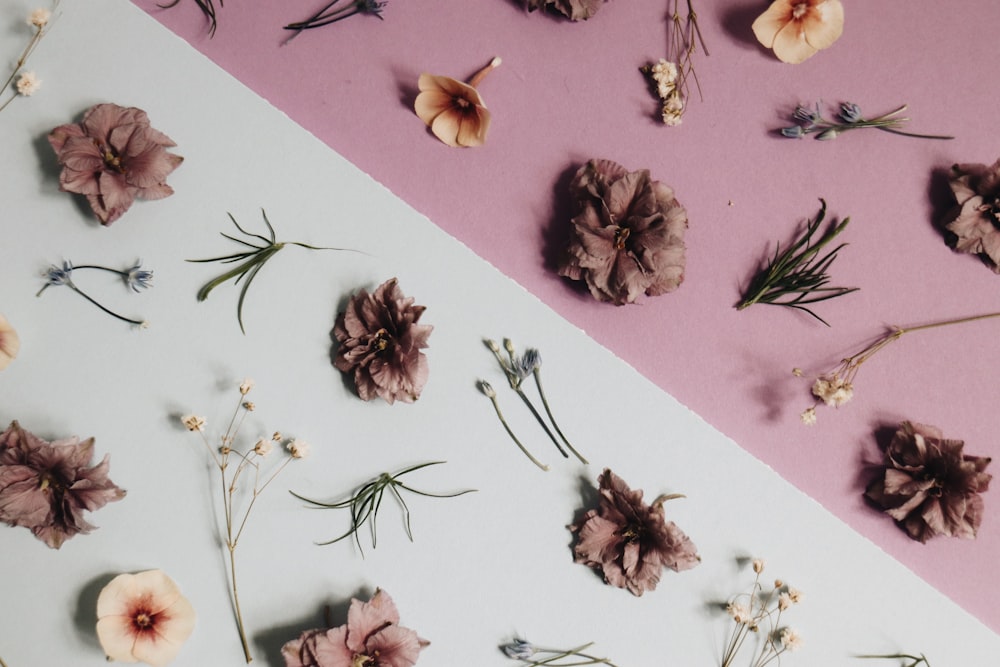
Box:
188;209;355;333
736;199;857;326
291;461;475;555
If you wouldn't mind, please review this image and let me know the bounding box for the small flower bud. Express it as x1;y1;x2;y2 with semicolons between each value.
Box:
272;431;282;441
239;378;254;395
479;380;496;398
242;401;255;411
253;438;273;457
28;8;51;28
781;125;805;138
752;558;765;574
182;415;206;432
287;439;309;459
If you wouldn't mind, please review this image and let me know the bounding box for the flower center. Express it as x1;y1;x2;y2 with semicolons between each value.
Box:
134;612;153;629
453;96;471;111
95;140;126;174
613;226;631;250
619;523;643;543
38;471;62;492
791;2;808;19
372;328;394;354
352;654;375;667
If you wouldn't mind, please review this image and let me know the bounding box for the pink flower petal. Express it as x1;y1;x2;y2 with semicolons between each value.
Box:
803;0;844;50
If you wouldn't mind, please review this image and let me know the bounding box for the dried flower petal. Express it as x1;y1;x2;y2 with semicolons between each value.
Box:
48;103;183;225
0;314;21;370
524;0;605;21
943;158;1000;273
865;422;992;542
333;278;433;404
752;0;844;64
570;469;699;595
96;569;196;667
281;590;428;667
0;420;126;548
558;159;688;305
414;58;500;148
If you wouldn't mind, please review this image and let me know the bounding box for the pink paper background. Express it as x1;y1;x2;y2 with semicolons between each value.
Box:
132;0;1000;633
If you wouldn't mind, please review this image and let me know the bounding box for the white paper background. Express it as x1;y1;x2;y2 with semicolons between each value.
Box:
0;1;996;665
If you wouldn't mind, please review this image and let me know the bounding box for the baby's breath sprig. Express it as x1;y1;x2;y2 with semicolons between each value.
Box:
479;338;588;469
798;310;1000;425
640;0;708;126
721;559;803;667
36;260;152;328
188;209;356;333
857;653;931;667
181;378;307;664
1;3;57;115
501;638;619;666
737;199;857;326
283;0;386;43
781;102;952;141
292;461;475;555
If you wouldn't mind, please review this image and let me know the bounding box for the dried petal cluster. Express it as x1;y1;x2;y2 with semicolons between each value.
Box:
96;569;196;667
524;0;605;21
570;469;699;596
943;157;1000;273
333;278;433;404
48;103;183;225
866;422;992;543
0;420;125;548
559;159;688;305
282;590;428;667
752;0;844;64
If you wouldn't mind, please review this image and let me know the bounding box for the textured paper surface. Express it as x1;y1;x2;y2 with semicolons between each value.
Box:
0;1;997;665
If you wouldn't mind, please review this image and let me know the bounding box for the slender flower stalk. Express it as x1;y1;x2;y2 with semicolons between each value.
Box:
720;559;803;667
857;653;931;667
501;639;618;666
781;102;952;141
640;0;708;126
800;311;1000;423
292;461;474;554
160;0;219;37
483;338;588;464
188;209;356;333
0;3;56;115
181;380;305;663
36;260;151;327
737;199;857;325
284;0;386;43
479;381;549;471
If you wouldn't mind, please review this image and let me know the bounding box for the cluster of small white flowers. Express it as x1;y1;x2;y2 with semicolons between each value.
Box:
646;59;686;126
726;601;750;624
15;71;41;96
721;559;804;667
811;374;853;407
779;627;803;652
287;439;310;459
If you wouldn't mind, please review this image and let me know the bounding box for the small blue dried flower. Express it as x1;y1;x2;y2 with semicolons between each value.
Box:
125;261;154;292
838;102;863;123
502;639;536;660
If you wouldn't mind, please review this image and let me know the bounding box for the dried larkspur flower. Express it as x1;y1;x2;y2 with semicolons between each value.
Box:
0;420;126;548
559;159;688;305
96;569;196;667
865;422;992;543
524;0;605;21
943;157;1000;273
333;278;433;404
281;589;428;667
570;469;699;595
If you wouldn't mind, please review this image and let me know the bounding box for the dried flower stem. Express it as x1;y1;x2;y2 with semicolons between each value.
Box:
160;0;219;37
782;102;952;141
721;561;802;667
188;209;357;333
184;383;298;663
532;368;588;464
670;0;708;102
857;653;931;667
480;381;550;471
292;461;475;553
283;0;386;43
36;261;150;328
737;199;857;325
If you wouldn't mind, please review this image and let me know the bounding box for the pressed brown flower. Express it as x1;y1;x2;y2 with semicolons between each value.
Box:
48;103;183;225
96;569;196;667
0;313;20;370
333;278;432;404
558;159;688;305
524;0;605;21
414;57;500;147
0;420;126;548
570;469;699;596
752;0;844;64
282;589;428;667
865;422;992;543
943;158;1000;273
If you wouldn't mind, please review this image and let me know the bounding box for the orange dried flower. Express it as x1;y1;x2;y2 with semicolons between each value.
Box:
414;57;501;147
752;0;844;64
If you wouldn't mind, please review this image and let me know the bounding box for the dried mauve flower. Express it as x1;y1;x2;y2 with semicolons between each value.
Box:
570;469;699;596
0;420;125;548
558;159;688;305
48;103;183;225
414;57;500;147
865;422;992;543
333;278;433;404
524;0;605;21
282;589;428;667
96;569;196;667
0;314;20;370
943;158;1000;273
752;0;844;64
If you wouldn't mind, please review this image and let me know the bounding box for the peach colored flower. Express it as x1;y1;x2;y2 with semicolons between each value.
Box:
0;314;20;370
414;57;501;147
97;569;196;667
752;0;844;64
